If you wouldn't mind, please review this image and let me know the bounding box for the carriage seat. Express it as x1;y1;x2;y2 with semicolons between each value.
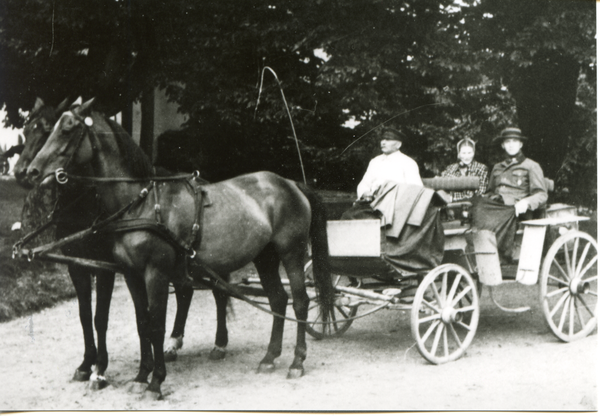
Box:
424;177;558;235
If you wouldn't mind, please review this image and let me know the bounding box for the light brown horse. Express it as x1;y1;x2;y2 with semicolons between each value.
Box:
27;98;334;400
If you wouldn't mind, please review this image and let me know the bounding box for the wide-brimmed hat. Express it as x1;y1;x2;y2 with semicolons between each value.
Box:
381;127;406;142
494;127;527;144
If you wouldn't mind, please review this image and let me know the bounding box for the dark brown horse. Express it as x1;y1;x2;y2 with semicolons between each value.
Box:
27;98;334;400
14;98;227;390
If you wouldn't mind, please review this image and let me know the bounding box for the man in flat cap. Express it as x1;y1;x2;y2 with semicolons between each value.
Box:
345;127;443;272
471;127;548;263
357;127;422;201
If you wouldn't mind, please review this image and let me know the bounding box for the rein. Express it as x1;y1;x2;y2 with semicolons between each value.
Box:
53;168;200;184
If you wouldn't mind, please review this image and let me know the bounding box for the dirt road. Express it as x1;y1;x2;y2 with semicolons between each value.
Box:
0;265;597;411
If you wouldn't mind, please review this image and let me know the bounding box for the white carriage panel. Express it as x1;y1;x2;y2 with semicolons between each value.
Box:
444;233;467;251
520;215;589;226
472;230;503;286
516;225;547;285
326;220;381;257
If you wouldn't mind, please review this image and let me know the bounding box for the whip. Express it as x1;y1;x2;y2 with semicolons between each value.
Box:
255;66;307;184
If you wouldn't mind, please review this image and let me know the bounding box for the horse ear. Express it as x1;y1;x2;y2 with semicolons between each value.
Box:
71;97;83;107
78;97;96;116
31;97;44;114
56;98;69;113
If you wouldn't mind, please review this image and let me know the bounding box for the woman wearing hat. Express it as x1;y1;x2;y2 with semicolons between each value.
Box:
440;138;488;202
470;127;548;263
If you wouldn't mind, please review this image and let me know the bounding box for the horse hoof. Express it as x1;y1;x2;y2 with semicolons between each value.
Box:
72;369;91;382
164;350;178;363
141;389;163;401
287;368;304;379
257;363;276;374
89;378;109;391
208;347;226;361
127;381;149;395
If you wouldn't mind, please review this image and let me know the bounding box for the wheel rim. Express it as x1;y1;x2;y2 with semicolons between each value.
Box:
306;289;358;339
411;264;479;364
304;260;358;339
540;231;598;342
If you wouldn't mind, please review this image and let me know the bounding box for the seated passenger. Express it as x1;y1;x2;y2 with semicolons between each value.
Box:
440;138;488;202
343;128;444;272
356;127;422;202
470;127;548;262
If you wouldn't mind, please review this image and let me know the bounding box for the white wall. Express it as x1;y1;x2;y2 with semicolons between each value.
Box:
131;87;188;161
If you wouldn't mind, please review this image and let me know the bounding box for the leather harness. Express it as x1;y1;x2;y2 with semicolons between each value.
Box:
97;175;210;259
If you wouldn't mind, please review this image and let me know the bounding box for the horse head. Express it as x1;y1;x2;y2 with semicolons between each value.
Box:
27;97;96;187
14;97;69;188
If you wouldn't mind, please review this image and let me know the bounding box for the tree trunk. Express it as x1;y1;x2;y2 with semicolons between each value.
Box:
510;50;580;180
139;86;155;161
121;101;133;136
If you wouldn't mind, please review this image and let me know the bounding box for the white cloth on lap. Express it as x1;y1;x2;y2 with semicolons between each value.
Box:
357;151;422;199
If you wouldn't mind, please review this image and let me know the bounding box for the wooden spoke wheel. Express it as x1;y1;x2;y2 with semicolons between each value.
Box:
540;231;598;342
411;264;480;364
304;260;359;340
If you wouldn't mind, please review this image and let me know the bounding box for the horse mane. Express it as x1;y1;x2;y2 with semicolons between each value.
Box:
101;114;154;178
29;105;58;125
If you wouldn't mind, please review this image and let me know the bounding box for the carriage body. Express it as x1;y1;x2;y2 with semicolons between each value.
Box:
311;177;597;364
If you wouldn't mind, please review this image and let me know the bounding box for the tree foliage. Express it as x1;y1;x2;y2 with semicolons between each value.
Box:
0;0;596;206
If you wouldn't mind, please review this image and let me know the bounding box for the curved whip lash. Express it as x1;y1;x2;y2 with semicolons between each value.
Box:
255;66;307;185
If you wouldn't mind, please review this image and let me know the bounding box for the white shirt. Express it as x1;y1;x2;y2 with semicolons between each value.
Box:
357;151;422;198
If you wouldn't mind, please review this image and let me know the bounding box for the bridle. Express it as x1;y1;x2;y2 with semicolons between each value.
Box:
39;111;90;185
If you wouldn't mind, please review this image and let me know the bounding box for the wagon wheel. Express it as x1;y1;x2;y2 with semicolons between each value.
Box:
304;260;359;339
540;231;598;342
411;264;480;364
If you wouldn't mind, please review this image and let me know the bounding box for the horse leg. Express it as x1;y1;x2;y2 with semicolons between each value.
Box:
253;245;287;374
164;282;194;362
89;270;115;390
208;279;229;361
122;270;154;394
68;264;96;382
142;263;170;401
280;247;310;379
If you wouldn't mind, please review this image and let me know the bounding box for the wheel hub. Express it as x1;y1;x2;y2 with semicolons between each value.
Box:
569;277;590;295
441;306;462;324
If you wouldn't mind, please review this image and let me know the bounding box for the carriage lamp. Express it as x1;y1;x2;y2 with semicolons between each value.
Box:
461;203;471;225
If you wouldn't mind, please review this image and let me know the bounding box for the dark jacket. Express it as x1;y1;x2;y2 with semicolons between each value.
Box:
486;153;548;211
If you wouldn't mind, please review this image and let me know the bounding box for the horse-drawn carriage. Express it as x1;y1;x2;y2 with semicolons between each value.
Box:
278;176;597;364
13;98;597;399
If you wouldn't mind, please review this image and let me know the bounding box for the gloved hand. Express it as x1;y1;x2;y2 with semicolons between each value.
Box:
514;199;529;216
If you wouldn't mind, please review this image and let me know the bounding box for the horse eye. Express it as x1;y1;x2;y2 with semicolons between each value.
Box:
62;118;75;131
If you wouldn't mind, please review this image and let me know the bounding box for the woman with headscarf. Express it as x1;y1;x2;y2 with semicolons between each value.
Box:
440;138;488;202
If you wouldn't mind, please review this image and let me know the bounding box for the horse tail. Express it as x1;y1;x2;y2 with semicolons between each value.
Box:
296;183;335;314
